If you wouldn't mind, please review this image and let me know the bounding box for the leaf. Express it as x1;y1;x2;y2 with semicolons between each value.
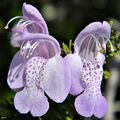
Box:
62;42;71;54
103;70;112;79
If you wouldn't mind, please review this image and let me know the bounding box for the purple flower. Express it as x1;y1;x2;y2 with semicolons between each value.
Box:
5;3;48;47
65;21;111;118
7;33;71;117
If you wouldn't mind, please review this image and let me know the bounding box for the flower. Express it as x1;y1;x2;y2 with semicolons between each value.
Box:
65;21;112;118
5;3;48;47
7;33;71;117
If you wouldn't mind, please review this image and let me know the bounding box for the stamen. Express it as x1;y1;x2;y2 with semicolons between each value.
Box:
20;41;40;59
18;20;33;27
5;16;22;29
78;34;102;59
108;40;114;51
78;34;101;52
16;20;35;31
20;41;30;57
96;42;101;51
85;36;93;59
16;19;25;26
24;21;34;27
93;41;97;57
23;41;32;58
27;41;40;57
90;34;101;48
78;35;90;51
102;35;114;52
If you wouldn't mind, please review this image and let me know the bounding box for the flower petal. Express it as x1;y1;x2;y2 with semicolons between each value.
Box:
22;3;48;34
94;95;108;118
14;88;49;117
64;53;84;96
74;89;94;117
14;88;30;114
30;91;49;117
7;52;25;91
43;55;71;103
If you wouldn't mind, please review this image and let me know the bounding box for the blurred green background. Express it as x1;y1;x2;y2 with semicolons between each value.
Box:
0;0;120;120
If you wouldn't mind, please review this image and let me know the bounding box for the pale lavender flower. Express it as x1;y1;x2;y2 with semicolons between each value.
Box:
5;3;48;47
7;33;71;117
65;21;112;118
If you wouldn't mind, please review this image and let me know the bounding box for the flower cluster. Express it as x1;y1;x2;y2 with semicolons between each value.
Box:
6;3;113;118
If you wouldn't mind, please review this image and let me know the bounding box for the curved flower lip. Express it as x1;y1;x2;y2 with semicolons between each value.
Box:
22;32;61;55
22;3;49;34
74;21;111;53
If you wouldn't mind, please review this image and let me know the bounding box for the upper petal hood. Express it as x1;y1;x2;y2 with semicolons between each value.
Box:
75;21;110;40
22;3;48;34
74;21;111;54
22;3;45;23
